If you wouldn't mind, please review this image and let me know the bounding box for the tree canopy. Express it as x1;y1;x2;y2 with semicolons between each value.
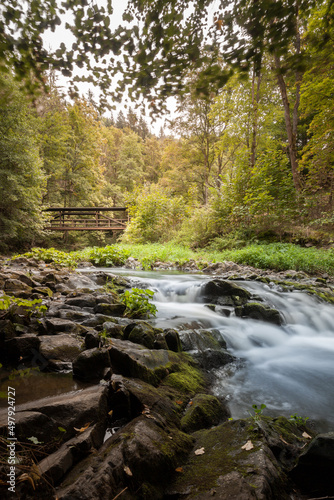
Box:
1;0;327;111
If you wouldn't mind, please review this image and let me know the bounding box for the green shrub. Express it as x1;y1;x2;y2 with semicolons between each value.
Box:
120;288;157;318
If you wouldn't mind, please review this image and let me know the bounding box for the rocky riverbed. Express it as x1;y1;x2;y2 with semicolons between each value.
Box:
1;256;334;499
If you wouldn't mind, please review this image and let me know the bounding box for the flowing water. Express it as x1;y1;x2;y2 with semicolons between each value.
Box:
99;268;334;431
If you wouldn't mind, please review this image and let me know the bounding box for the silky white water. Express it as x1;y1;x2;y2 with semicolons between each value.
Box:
87;268;334;430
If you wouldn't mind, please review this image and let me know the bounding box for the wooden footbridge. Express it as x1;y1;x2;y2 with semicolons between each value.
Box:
44;207;129;232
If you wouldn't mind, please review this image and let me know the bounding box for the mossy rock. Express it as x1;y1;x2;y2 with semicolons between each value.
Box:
235;302;283;325
127;323;156;349
162;355;206;395
108;340;201;388
181;394;229;433
201;279;251;306
167;417;308;499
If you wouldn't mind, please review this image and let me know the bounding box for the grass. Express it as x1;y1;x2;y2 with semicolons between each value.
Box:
11;242;334;276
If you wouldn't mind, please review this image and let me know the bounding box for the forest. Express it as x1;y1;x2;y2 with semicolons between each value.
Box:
0;0;334;253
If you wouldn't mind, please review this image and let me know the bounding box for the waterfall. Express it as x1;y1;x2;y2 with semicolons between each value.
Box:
88;268;334;430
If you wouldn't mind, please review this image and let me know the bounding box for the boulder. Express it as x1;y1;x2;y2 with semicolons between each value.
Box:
290;431;334;496
180;329;235;370
56;415;193;500
235;302;283;325
0;410;59;443
4;334;41;364
126;322;156;349
93;302;126;316
181;394;229;433
167;417;307;500
64;294;97;308
200;279;251;306
39;334;83;363
164;328;182;352
10;385;109;441
73;348;111;381
43;317;87;335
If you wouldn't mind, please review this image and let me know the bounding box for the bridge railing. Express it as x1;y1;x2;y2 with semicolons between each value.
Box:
43;207;129;231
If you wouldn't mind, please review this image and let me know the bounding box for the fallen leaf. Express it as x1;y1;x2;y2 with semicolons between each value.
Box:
241;440;254;451
302;432;312;439
18;473;35;490
124;465;133;477
175;467;184;473
195;447;205;455
175;400;183;405
108;410;113;416
74;423;91;433
279;435;290;445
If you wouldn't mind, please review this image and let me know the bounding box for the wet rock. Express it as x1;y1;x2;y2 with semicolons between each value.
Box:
167;418;295;500
108;339;188;387
201;279;251;306
39;334;83;363
73;347;111;381
57;308;93;323
84;331;100;349
38;423;104;486
43;317;87;335
0;410;59;443
164;328;182;352
4;334;41;364
181;394;229;433
64;294;97;308
290;431;334;496
235;302;283;325
110;374;181;426
126;322;156;349
4;278;32;294
125;256;142;269
56;415;193;500
180;329;234;370
11;385;109;441
93;302;126;316
102;322;123;339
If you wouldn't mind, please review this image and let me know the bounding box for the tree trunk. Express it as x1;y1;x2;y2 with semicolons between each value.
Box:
250;66;262;170
274;54;301;191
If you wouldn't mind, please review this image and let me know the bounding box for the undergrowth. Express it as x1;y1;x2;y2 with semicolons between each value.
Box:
10;242;334;276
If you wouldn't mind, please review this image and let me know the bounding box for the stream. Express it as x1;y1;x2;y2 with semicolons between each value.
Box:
93;268;334;432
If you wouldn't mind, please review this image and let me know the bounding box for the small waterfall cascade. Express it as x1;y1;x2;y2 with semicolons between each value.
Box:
94;268;334;430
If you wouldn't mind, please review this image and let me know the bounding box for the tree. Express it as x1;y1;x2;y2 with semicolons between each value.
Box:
0;74;45;249
0;0;318;117
299;0;334;212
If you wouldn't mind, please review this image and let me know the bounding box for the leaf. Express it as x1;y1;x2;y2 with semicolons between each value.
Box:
108;410;113;416
124;465;133;476
241;440;254;451
58;427;66;433
175;467;184;473
279;435;290;445
302;432;312;439
194;447;205;455
74;423;91;433
18;473;35;489
175;400;183;405
27;436;43;445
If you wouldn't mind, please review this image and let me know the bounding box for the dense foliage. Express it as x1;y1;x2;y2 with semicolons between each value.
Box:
1;0;334;252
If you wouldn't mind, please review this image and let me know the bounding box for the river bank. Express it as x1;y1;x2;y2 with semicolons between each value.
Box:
1;255;334;499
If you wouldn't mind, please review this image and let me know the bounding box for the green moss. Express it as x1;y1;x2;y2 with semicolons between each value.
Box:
171;420;254;493
181;394;224;433
162;361;205;395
